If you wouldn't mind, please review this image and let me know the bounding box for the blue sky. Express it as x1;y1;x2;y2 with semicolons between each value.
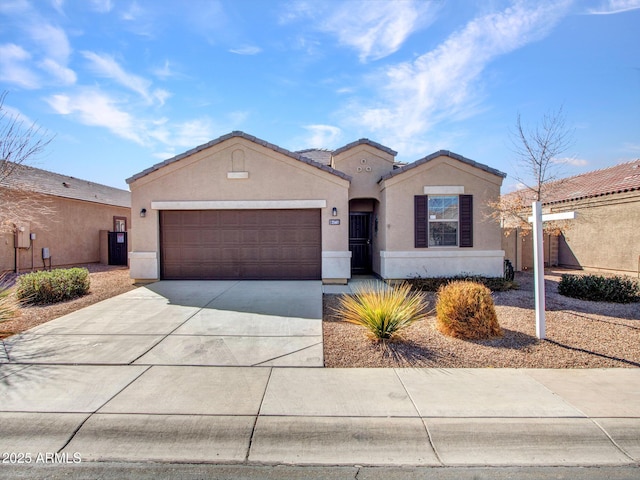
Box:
1;0;638;191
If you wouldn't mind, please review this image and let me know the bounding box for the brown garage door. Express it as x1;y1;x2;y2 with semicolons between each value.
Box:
160;209;321;280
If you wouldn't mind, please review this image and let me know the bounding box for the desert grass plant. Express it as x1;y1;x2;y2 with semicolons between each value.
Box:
16;267;90;305
335;281;429;341
436;281;502;340
0;274;18;322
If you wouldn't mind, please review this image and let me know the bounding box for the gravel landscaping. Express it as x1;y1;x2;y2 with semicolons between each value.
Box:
2;266;638;368
324;270;640;368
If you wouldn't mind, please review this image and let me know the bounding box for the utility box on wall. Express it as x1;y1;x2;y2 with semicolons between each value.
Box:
14;225;31;249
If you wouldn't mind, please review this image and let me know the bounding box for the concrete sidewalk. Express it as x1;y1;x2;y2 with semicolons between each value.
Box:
1;366;639;466
0;281;639;469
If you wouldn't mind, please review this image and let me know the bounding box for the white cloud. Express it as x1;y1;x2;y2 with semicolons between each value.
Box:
89;0;113;13
0;43;41;89
228;110;249;125
284;0;436;62
587;0;640;14
51;0;65;15
153;60;174;79
303;124;342;148
153;150;177;160
121;1;143;21
324;1;436;62
170;118;217;148
46;86;217;153
82;51;163;104
153;89;171;106
39;58;77;85
553;157;589;167
344;1;572;157
26;22;71;62
0;5;76;88
47;89;144;144
229;45;262;55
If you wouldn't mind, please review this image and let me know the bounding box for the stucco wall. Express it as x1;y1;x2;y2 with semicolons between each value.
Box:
332;145;394;201
1;193;130;273
129;137;350;281
379;156;504;278
554;192;640;275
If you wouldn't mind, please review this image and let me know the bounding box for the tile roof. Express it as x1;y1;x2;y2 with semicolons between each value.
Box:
126;131;351;184
514;159;640;205
0;160;131;208
296;149;333;166
332;138;398;157
380;150;507;182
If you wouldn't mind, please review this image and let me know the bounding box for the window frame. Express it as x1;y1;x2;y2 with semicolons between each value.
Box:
427;195;459;247
414;194;473;248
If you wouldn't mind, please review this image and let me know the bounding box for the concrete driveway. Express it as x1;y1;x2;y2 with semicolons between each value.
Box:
1;280;324;367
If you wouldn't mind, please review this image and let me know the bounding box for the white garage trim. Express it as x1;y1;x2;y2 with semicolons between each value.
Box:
151;200;327;210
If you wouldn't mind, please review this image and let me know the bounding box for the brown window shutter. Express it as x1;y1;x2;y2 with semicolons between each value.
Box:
459;194;473;247
415;195;428;248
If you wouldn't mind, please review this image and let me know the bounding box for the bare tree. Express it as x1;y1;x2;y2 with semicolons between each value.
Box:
0;91;54;183
0;91;56;233
490;107;575;233
511;106;573;201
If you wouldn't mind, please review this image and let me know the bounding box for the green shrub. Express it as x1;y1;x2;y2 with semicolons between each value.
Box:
335;282;429;341
408;274;518;292
558;274;639;303
436;281;502;340
16;268;90;305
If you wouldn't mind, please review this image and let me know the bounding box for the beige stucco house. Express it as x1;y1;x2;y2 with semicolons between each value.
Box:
502;159;640;276
127;132;506;283
0;161;131;273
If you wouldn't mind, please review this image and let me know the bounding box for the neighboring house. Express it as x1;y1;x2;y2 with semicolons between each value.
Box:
127;131;506;283
0;161;131;273
502;159;640;276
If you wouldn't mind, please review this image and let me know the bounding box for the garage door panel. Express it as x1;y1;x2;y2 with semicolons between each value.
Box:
160;209;321;280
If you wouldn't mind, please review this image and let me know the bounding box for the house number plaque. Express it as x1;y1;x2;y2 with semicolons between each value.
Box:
329;219;340;225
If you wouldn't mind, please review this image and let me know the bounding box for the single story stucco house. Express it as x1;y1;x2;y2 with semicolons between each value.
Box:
0;160;131;273
126;131;506;284
502;159;640;276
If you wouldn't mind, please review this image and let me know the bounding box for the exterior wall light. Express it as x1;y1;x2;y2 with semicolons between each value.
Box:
140;208;147;218
332;207;338;216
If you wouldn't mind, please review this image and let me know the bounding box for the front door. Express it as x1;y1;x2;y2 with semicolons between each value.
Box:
349;212;372;274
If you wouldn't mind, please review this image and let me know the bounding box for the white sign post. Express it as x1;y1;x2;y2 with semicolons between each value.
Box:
528;204;576;339
532;202;546;339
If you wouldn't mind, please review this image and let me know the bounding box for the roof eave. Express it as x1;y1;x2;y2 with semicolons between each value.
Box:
380;150;507;182
126;131;351;184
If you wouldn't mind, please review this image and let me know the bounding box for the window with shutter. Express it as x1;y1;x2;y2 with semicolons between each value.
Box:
414;194;473;248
